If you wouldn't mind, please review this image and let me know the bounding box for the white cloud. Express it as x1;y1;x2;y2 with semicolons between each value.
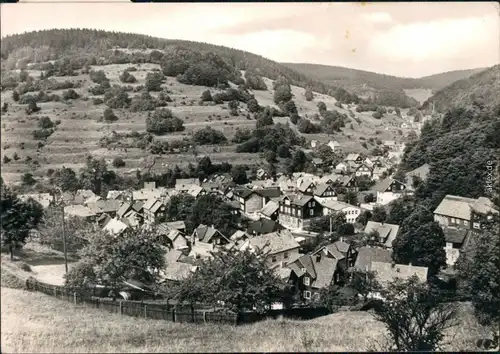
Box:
368;14;499;63
361;12;394;24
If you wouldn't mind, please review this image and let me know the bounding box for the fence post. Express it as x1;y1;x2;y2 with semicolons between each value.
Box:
74;292;77;305
172;308;176;323
25;279;30;290
144;305;148;319
191;304;195;323
203;310;207;324
119;301;123;315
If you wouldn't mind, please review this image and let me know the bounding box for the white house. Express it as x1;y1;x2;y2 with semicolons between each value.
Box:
327;140;342;153
320;200;361;224
372;178;408;206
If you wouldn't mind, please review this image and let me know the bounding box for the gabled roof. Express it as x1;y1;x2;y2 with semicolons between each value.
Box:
255;188;282;199
64;204;96;218
291;254;338;289
312;158;323;165
281;194;313;206
194;224;227;243
247;218;280;235
406;163;430;180
354;247;392;272
372;178;404;193
18;193;54;208
187;185;204;198
320;200;356;212
245;230;300;255
260;201;280;217
106;190;124;200
314;183;334;197
161;262;197;282
233;187;256;199
345;153;361;161
103;218;128;236
166;220;186;231
132;201;144;212
164;249;183;264
443;228;468;244
364;221;400;248
297;179;316;193
117;202;132;218
370;261;428;284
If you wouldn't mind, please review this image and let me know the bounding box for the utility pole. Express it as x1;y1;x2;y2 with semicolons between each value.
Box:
54;188;68;274
329;214;333;234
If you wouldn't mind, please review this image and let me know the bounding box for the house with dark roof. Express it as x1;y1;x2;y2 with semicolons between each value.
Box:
191;224;230;246
143;198;167;225
312;239;356;269
433;195;498;231
355;163;373;178
297;179;317;195
278;194;323;230
372;178;407;205
364;221;400;249
156;223;188;250
233;187;281;214
86;199;122;218
353;246;393;273
247;218;281;235
345;153;363;165
286;253;340;302
313;183;338;201
312;158;324;169
442;228;473;266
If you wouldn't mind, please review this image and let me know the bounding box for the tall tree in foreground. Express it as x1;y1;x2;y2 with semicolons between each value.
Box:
1;183;44;260
165;247;294;313
374;276;457;351
64;227;165;294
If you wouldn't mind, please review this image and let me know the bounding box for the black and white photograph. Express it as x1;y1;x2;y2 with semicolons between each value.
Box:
1;1;499;352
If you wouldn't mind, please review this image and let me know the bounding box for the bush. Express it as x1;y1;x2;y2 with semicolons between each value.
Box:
290;113;300;125
38;116;55;129
112;157;126;168
93;98;104;105
201;90;212;102
19;262;32;272
244;71;267;90
125;66;137;72
32;128;54;140
372;111;383;119
103;108;118;122
145;72;165;92
25;101;40;115
146;108;184;135
247;98;260;113
89;70;109;84
273;85;292;104
62;89;80;100
297;118;322;134
193;126;227;145
12;91;20;102
304;87;314;101
3;155;11;164
103;87;130;108
119;70;137;83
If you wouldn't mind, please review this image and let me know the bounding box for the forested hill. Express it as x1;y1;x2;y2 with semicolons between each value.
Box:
0;28;357;100
421;65;500;113
283;62;487;92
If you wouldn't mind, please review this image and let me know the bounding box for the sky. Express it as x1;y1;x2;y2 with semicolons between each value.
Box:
1;1;499;78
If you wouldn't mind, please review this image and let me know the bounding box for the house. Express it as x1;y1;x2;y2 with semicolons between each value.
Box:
442;228;470;266
103;218;129;236
63;204;96;221
259;200;280;221
156;223;188;250
143;198;167;224
116;202;133;219
383;140;396;150
370;261;428;287
201;182;221;194
372;178;407;205
164;249;184;264
372;166;389;181
191;224;230;246
160;262;198;284
313;183;338;201
132;186;168;202
18;193;54;208
312;239;356;268
86;199;122;218
187;185;205;198
175;178;200;193
247;218;281;235
406;163;430;189
327;140;342;153
165;220;186;233
352;246;392;273
96;213;112;228
332;175;357;190
241;229;301;268
433;195;498;231
106;190;126;201
297;179;317;195
312;158;324;169
321;200;361;224
355;163;373;178
278;194;323;230
334;162;350;174
287;253;339;301
310;140;318;148
256;168;270;180
74;189;97;205
233;188;281;214
364;221;400;248
345;153;363;165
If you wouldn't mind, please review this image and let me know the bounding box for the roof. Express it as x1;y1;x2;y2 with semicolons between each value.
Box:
233;187;256;199
64;205;96;218
194;224;226;243
281;194;313;206
314;183;333;197
161;262;197;282
255;188;282;199
364;221;400;247
132;201;144;212
372;178;406;193
345;153;360;161
188;185;204;197
260;201;280;217
370;261;428;284
443;228;469;244
106;190;124;200
471;197;498;215
132;188;166;201
291;254;338;289
320;200;356;212
175;178;200;187
144;198;164;213
276;267;292;281
434;195;478;220
312;158;323;165
103;218;128;236
18;193;53;208
117;202;131;218
406;163;430;180
246;230;300;255
230;230;249;240
247;219;280;235
354;247;393;272
166;220;186;230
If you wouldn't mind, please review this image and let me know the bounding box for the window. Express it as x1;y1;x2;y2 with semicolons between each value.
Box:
308;202;312;207
303;277;310;286
303;291;311;299
464;220;468;227
271;256;277;262
298;210;302;217
284;252;289;259
310;209;314;216
473;222;481;229
312;201;315;207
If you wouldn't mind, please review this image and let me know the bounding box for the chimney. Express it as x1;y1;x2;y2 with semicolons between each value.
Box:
316;254;321;262
340;236;344;243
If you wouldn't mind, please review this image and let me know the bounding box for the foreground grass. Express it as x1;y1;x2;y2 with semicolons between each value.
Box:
1;286;490;353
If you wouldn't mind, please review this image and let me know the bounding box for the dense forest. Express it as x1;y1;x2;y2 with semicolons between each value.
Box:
421;65;500;113
0;29;359;103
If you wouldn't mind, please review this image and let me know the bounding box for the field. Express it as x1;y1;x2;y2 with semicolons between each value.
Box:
1;60;405;185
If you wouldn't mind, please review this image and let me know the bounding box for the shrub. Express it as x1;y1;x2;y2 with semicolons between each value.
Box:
112;157;126;168
12;91;20;102
125;66;137;72
372;111;383;119
62;89;79;100
104;87;130;108
304;87;314;101
297;118;322;133
93;98;104;105
119;70;137;83
21;173;36;186
145;72;165;92
32;128;54;140
38;116;55;129
89;70;109;84
290;113;300;125
247;98;260;113
273;85;292;104
3;155;11;164
19;262;32;272
25;101;40;115
146;108;184;135
193;126;227;145
201;90;212;102
244;71;268;90
103;108;118;122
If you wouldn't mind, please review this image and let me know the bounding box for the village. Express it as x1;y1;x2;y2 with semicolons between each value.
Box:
16;134;498;308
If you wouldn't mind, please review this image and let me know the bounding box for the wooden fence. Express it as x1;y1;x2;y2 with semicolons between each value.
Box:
25;278;238;325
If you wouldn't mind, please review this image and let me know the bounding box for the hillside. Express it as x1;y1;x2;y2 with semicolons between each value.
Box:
0;286;490;352
421;65;500;113
0;29;406;186
283;63;487;105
